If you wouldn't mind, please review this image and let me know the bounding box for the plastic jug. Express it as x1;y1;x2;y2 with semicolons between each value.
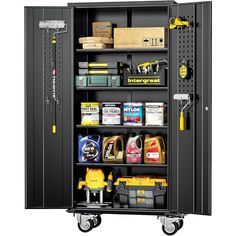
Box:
144;135;166;164
78;135;101;163
126;135;142;164
102;135;125;163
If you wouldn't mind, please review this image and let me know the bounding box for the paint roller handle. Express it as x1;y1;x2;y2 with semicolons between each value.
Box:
52;36;56;70
51;36;57;134
180;111;185;131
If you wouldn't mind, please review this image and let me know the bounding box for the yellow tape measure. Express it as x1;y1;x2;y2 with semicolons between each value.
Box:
179;64;188;79
179;60;189;79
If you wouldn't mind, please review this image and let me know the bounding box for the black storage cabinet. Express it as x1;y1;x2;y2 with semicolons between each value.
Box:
25;1;212;234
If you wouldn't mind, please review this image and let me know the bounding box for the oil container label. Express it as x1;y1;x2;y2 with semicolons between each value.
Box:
81;141;99;161
126;140;142;163
146;145;160;161
79;135;101;163
104;140;115;160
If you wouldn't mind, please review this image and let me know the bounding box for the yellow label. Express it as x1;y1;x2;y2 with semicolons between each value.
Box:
81;102;100;107
52;37;56;44
128;78;160;84
89;70;109;74
137;198;145;202
179;65;188;79
137;190;145;194
89;63;108;67
52;125;56;134
81;121;100;125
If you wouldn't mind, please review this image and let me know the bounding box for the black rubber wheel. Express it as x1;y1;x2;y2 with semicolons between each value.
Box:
93;215;102;228
162;222;179;236
177;220;184;230
78;219;94;233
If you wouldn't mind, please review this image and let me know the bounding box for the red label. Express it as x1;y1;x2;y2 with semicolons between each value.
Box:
127;141;141;163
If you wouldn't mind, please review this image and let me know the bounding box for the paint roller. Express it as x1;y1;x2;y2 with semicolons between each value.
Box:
173;94;192;131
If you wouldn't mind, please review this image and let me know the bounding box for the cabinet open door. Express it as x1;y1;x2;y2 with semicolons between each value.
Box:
169;1;212;215
25;7;73;208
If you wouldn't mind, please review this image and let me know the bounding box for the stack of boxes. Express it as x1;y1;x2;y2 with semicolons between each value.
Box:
75;62;123;87
79;22;113;49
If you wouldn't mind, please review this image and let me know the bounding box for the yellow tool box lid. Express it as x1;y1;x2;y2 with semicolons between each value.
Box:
114;176;168;187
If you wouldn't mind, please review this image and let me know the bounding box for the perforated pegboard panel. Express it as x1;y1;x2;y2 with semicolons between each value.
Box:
43;29;63;112
169;3;197;215
177;15;194;113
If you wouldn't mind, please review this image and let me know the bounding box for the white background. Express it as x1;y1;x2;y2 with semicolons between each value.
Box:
0;0;234;235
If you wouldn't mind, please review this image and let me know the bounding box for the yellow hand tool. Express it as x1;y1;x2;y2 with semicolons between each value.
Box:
179;60;189;79
137;58;168;75
169;17;191;29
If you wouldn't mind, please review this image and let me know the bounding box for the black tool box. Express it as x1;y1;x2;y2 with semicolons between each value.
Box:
25;1;212;235
114;176;167;209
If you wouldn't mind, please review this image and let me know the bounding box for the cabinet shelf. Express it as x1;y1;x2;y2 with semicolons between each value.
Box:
75;86;168;91
76;125;167;129
67;207;168;215
76;48;168;53
76;163;167;167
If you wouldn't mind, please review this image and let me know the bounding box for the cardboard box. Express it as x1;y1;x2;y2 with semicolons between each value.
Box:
92;22;112;38
114;27;167;48
79;37;113;44
82;43;112;49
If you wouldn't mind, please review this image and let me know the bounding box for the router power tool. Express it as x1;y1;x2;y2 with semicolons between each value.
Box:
78;168;113;207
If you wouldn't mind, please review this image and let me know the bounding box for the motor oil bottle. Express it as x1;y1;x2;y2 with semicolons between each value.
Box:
102;135;125;163
144;135;166;164
126;135;143;164
78;135;101;163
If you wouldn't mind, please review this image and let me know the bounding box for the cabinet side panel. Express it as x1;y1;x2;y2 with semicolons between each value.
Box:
25;7;34;208
195;2;212;215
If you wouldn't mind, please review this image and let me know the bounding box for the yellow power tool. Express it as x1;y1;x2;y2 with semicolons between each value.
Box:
169;17;191;29
78;168;113;205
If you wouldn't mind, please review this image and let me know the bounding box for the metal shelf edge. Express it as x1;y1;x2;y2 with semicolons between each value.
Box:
76;163;168;167
76;125;168;129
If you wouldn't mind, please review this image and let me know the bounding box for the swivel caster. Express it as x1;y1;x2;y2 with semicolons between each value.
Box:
93;215;102;228
78;219;94;233
158;215;185;236
177;219;184;230
76;214;99;233
162;222;179;236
